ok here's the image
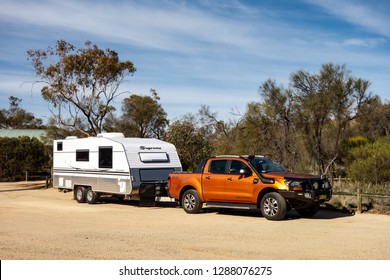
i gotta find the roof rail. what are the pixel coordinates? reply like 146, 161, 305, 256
242, 155, 265, 158
214, 155, 241, 158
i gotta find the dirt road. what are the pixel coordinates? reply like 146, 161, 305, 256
0, 182, 389, 260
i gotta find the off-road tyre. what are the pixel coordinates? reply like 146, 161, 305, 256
182, 189, 202, 214
260, 192, 287, 221
75, 186, 87, 203
86, 187, 99, 204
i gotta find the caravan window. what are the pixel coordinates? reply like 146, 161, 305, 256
99, 146, 113, 168
139, 152, 169, 163
57, 142, 63, 151
76, 149, 89, 162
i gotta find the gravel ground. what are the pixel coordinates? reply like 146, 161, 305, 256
0, 182, 389, 260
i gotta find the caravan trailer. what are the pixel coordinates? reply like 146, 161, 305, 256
52, 133, 182, 206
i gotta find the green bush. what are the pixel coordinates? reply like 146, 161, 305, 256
347, 136, 390, 184
0, 137, 50, 181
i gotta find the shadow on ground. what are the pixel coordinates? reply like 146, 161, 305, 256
202, 207, 355, 220
64, 194, 357, 220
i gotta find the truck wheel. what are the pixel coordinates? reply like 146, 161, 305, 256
297, 203, 320, 217
86, 188, 98, 204
75, 186, 87, 203
260, 192, 287, 221
182, 190, 202, 214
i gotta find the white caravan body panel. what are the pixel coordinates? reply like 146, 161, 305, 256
52, 133, 182, 199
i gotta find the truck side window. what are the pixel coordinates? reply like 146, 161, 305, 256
208, 160, 227, 174
229, 160, 249, 174
99, 146, 113, 168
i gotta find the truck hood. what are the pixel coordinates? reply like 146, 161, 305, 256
264, 172, 321, 180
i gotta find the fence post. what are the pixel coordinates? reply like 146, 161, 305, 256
357, 188, 362, 214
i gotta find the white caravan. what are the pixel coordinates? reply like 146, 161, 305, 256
52, 133, 182, 205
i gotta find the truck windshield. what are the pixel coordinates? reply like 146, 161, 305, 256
248, 158, 287, 173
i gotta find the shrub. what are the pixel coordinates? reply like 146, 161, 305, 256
347, 136, 390, 184
0, 137, 50, 181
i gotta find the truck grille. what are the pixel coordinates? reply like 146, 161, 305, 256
303, 180, 331, 191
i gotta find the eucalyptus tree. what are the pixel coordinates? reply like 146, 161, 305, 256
110, 90, 169, 139
356, 100, 390, 139
257, 79, 299, 169
165, 113, 215, 171
291, 63, 377, 175
27, 40, 136, 136
198, 105, 244, 155
0, 96, 43, 129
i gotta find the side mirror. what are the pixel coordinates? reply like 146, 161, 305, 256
239, 169, 251, 176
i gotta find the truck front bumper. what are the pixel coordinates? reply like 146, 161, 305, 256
278, 189, 332, 209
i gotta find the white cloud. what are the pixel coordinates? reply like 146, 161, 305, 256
0, 71, 36, 95
0, 0, 389, 122
0, 0, 260, 54
305, 0, 390, 37
342, 38, 385, 47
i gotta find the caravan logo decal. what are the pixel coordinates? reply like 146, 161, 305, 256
140, 146, 162, 150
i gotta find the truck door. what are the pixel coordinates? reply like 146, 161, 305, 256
202, 159, 227, 201
224, 160, 256, 203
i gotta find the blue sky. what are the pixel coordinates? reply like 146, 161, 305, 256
0, 0, 389, 122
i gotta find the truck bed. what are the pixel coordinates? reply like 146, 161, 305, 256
167, 172, 202, 200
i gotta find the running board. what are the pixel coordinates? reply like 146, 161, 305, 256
205, 202, 257, 210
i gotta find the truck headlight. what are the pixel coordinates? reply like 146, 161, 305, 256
323, 181, 330, 189
285, 180, 303, 191
304, 193, 312, 198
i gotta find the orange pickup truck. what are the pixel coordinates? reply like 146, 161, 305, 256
167, 155, 332, 220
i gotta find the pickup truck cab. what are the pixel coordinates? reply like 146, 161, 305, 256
167, 155, 332, 220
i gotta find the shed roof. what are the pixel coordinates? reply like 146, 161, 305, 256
0, 129, 47, 141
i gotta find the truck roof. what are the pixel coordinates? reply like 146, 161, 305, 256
213, 155, 265, 159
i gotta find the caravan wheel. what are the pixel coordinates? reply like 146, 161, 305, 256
75, 186, 87, 203
86, 188, 98, 204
